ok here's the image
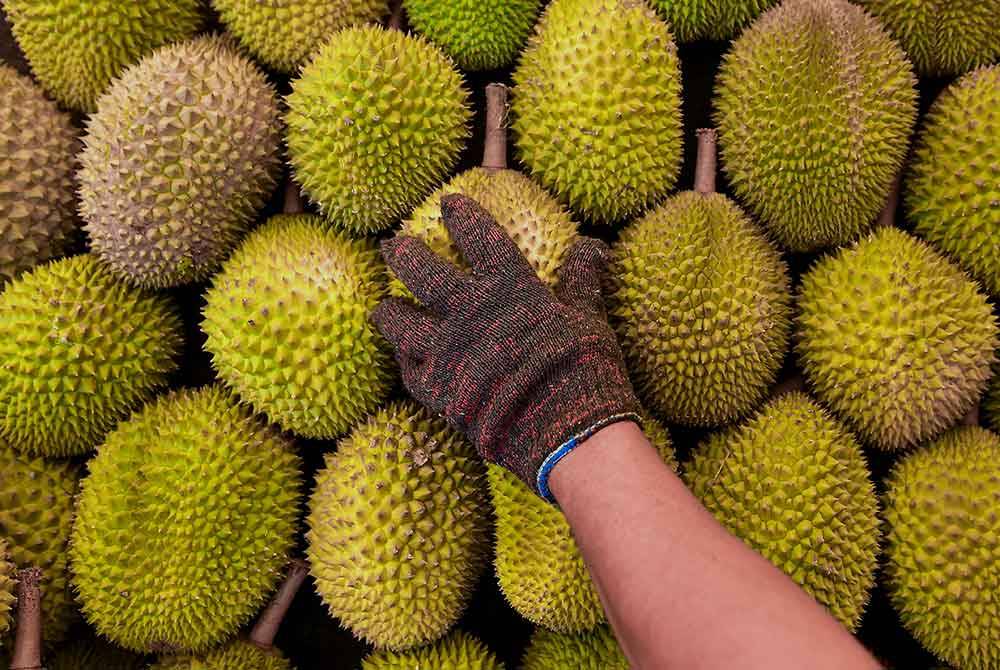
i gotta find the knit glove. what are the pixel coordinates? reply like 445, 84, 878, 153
372, 194, 640, 501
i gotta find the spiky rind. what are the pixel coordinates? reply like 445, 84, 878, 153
649, 0, 777, 41
521, 627, 627, 670
49, 636, 147, 670
906, 65, 1000, 297
403, 0, 542, 70
0, 65, 78, 285
715, 0, 917, 252
0, 446, 80, 645
611, 191, 791, 427
0, 255, 182, 457
362, 632, 503, 670
212, 0, 389, 73
797, 227, 998, 451
203, 214, 392, 439
78, 36, 283, 289
512, 0, 683, 224
70, 387, 303, 653
986, 371, 1000, 434
684, 393, 881, 629
2, 0, 203, 111
286, 26, 471, 234
150, 640, 291, 670
307, 402, 489, 650
0, 540, 14, 642
884, 426, 1000, 669
857, 0, 1000, 78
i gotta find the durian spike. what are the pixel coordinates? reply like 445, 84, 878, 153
772, 374, 806, 398
387, 0, 404, 31
694, 128, 717, 195
482, 84, 509, 172
961, 404, 980, 426
249, 559, 308, 651
10, 568, 42, 670
284, 179, 305, 215
876, 170, 903, 228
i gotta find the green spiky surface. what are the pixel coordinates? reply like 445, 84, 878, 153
0, 445, 80, 645
307, 401, 489, 651
521, 627, 627, 670
512, 0, 683, 224
884, 426, 1000, 669
684, 393, 880, 629
611, 190, 791, 427
649, 0, 777, 41
286, 26, 471, 234
857, 0, 1000, 78
212, 0, 388, 73
0, 255, 182, 457
70, 387, 302, 654
49, 636, 147, 670
985, 371, 1000, 435
203, 214, 392, 439
489, 415, 675, 632
0, 540, 13, 642
2, 0, 203, 112
0, 65, 78, 286
715, 0, 917, 253
362, 632, 503, 670
151, 640, 291, 670
78, 36, 283, 289
798, 227, 998, 451
403, 0, 542, 70
906, 65, 1000, 297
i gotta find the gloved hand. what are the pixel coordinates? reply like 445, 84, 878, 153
372, 194, 641, 500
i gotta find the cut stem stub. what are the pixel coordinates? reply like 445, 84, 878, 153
483, 84, 509, 172
249, 559, 309, 651
694, 128, 718, 195
10, 568, 42, 670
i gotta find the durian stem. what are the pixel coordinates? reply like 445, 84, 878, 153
772, 374, 806, 398
876, 170, 902, 228
694, 128, 717, 195
387, 0, 404, 31
10, 569, 42, 670
482, 84, 509, 172
284, 179, 305, 215
962, 404, 980, 427
249, 559, 308, 650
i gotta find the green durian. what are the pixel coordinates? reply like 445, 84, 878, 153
286, 26, 471, 234
212, 0, 389, 73
0, 540, 14, 643
0, 445, 80, 645
884, 426, 1000, 669
0, 65, 78, 286
78, 36, 283, 289
649, 0, 777, 41
307, 401, 490, 650
906, 65, 1000, 296
0, 255, 182, 457
715, 0, 917, 252
684, 393, 881, 629
2, 0, 202, 112
521, 627, 627, 670
856, 0, 1000, 78
48, 635, 147, 670
203, 214, 392, 439
70, 387, 303, 654
512, 0, 683, 224
403, 0, 542, 70
489, 415, 675, 632
362, 632, 503, 670
150, 641, 291, 670
797, 227, 998, 451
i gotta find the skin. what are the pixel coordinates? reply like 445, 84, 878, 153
550, 421, 881, 670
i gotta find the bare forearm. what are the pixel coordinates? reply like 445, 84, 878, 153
550, 421, 880, 670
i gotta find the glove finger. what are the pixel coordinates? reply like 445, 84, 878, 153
381, 235, 464, 313
371, 297, 439, 360
554, 236, 612, 318
440, 193, 533, 277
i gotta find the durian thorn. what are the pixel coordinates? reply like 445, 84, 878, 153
10, 568, 43, 670
961, 404, 980, 427
387, 0, 405, 31
694, 128, 718, 195
772, 374, 806, 398
249, 558, 309, 650
483, 84, 509, 172
876, 169, 903, 228
284, 179, 305, 215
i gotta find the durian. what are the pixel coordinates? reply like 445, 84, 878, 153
985, 369, 1000, 434
286, 26, 471, 234
0, 255, 182, 457
884, 426, 1000, 669
2, 0, 203, 111
202, 213, 392, 439
906, 65, 1000, 297
70, 387, 303, 654
0, 540, 13, 642
48, 636, 147, 670
307, 401, 490, 650
512, 0, 683, 224
683, 393, 881, 629
403, 0, 542, 71
521, 627, 628, 670
362, 632, 504, 670
714, 0, 917, 252
611, 129, 791, 427
0, 65, 78, 286
797, 227, 998, 451
78, 36, 283, 289
649, 0, 777, 42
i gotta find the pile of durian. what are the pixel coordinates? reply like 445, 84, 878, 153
0, 0, 998, 668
